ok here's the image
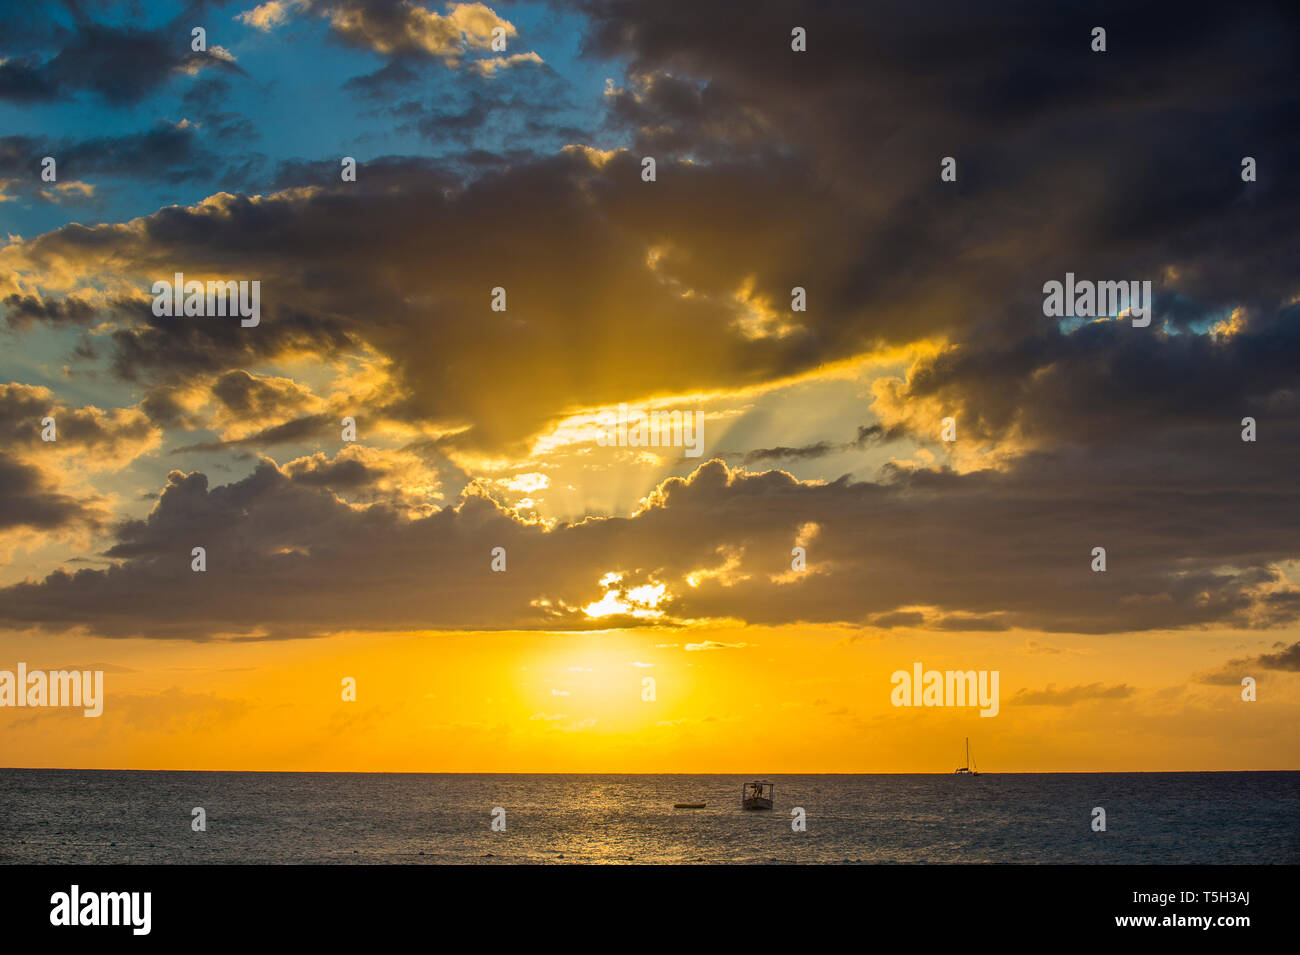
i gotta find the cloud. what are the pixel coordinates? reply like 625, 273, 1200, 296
323, 0, 515, 57
1197, 641, 1300, 684
0, 383, 160, 467
1020, 640, 1085, 656
932, 613, 1009, 632
2, 293, 97, 330
282, 445, 444, 509
471, 51, 543, 77
5, 7, 1296, 465
1011, 683, 1135, 706
1257, 641, 1300, 671
3, 455, 1298, 640
1, 157, 867, 451
866, 611, 926, 630
0, 455, 104, 533
2, 0, 1298, 649
237, 1, 299, 32
207, 370, 323, 436
0, 122, 241, 190
0, 24, 244, 105
740, 441, 835, 465
240, 0, 525, 66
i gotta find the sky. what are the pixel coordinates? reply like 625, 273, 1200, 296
0, 0, 1297, 772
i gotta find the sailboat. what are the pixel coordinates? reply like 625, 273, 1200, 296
953, 737, 981, 776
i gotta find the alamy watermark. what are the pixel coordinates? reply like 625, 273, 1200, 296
890, 662, 999, 717
596, 403, 703, 457
151, 272, 260, 327
50, 886, 150, 935
1043, 273, 1151, 327
0, 663, 103, 716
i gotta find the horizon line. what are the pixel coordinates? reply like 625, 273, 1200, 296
3, 767, 1297, 776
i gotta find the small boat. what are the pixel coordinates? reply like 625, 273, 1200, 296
741, 780, 774, 810
673, 803, 706, 809
954, 737, 981, 776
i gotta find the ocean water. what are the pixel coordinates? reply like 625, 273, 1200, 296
0, 770, 1295, 864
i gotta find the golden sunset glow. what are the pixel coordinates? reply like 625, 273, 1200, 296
2, 0, 1298, 783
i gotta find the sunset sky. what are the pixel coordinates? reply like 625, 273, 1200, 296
1, 0, 1297, 772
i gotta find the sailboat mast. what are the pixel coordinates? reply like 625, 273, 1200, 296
965, 737, 969, 770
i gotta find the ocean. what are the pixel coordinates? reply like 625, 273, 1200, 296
1, 770, 1295, 864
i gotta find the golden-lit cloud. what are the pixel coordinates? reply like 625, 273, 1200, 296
3, 0, 1299, 777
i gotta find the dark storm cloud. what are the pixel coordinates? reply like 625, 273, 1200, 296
283, 453, 387, 488
1198, 640, 1300, 684
172, 414, 335, 452
0, 123, 224, 185
602, 70, 771, 161
1258, 642, 1300, 671
933, 614, 1009, 632
140, 381, 196, 428
737, 423, 904, 464
2, 456, 1297, 640
866, 611, 926, 630
0, 23, 244, 105
211, 370, 304, 416
349, 52, 588, 153
98, 294, 359, 383
6, 151, 869, 450
0, 455, 101, 532
159, 371, 334, 452
9, 0, 1294, 458
0, 383, 157, 456
342, 59, 423, 98
179, 76, 260, 142
405, 82, 575, 147
740, 441, 835, 464
2, 293, 97, 330
567, 0, 1300, 429
264, 154, 456, 191
0, 57, 59, 102
3, 0, 1299, 642
892, 303, 1300, 448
